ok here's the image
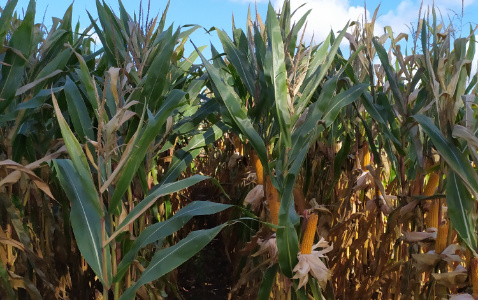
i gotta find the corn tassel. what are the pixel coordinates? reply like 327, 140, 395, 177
472, 257, 478, 298
362, 142, 370, 169
266, 176, 280, 226
300, 213, 319, 254
424, 173, 439, 197
252, 151, 263, 185
426, 201, 439, 229
435, 223, 448, 254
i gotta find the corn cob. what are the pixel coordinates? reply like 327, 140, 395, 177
472, 257, 478, 298
300, 213, 319, 254
362, 142, 370, 169
424, 173, 440, 229
266, 176, 280, 226
252, 151, 263, 185
426, 201, 440, 229
424, 173, 439, 197
435, 223, 448, 254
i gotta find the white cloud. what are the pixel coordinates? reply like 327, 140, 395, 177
269, 0, 471, 46
272, 0, 369, 44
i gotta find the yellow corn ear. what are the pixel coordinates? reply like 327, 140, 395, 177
362, 142, 370, 169
426, 201, 439, 229
218, 139, 224, 151
435, 223, 448, 254
233, 135, 242, 155
252, 151, 263, 185
266, 176, 280, 226
300, 214, 319, 254
424, 173, 439, 197
472, 257, 478, 298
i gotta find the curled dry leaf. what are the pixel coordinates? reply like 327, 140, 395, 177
402, 227, 437, 243
449, 294, 474, 300
354, 170, 373, 191
243, 185, 264, 211
366, 195, 392, 215
108, 67, 121, 104
0, 151, 67, 199
431, 265, 467, 288
308, 199, 333, 238
252, 234, 277, 261
400, 200, 419, 215
412, 252, 441, 272
411, 243, 464, 273
440, 244, 464, 265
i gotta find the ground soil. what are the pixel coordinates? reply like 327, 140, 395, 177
177, 237, 232, 299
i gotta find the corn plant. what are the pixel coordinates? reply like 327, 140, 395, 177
196, 1, 368, 298
0, 0, 102, 297
0, 0, 232, 298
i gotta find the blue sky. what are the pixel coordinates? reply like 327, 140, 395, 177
11, 0, 478, 57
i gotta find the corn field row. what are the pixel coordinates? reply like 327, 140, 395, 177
1, 0, 478, 299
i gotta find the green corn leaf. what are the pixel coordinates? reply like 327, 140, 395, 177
217, 29, 256, 100
360, 92, 386, 125
15, 87, 63, 110
0, 0, 35, 113
158, 0, 170, 32
182, 122, 229, 152
279, 0, 291, 39
413, 115, 478, 195
53, 159, 110, 286
446, 170, 478, 254
287, 9, 311, 56
141, 27, 179, 111
109, 175, 210, 242
109, 90, 186, 214
87, 10, 115, 64
177, 45, 207, 76
253, 24, 266, 72
258, 264, 279, 300
277, 144, 308, 278
32, 5, 73, 78
114, 201, 232, 282
162, 148, 202, 184
194, 42, 269, 178
32, 48, 72, 95
95, 0, 127, 64
322, 85, 368, 127
172, 98, 219, 135
298, 22, 348, 110
373, 37, 406, 115
265, 3, 291, 148
119, 224, 228, 300
0, 0, 18, 46
117, 0, 130, 34
64, 77, 94, 143
160, 122, 229, 185
52, 91, 102, 215
71, 49, 99, 113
